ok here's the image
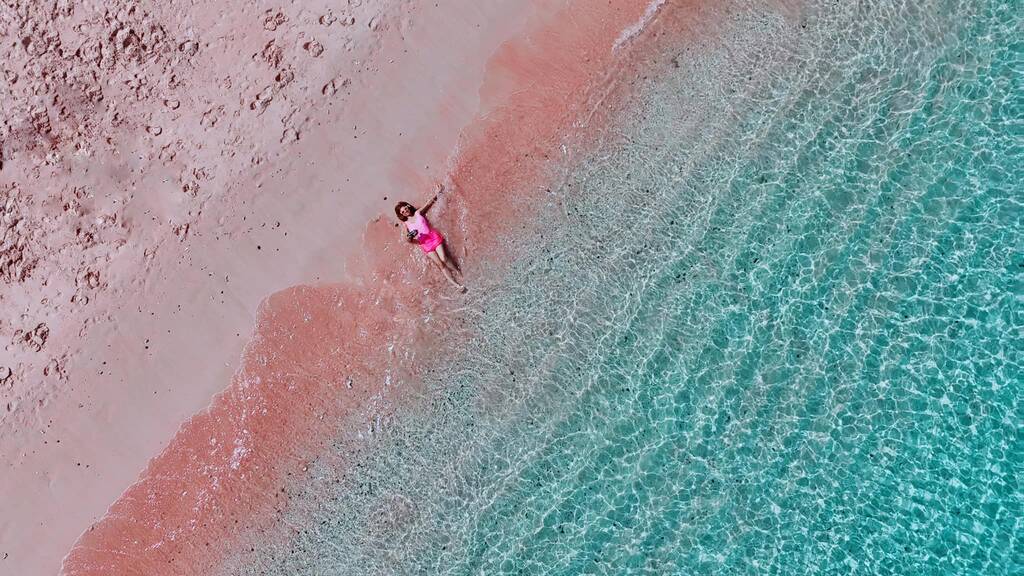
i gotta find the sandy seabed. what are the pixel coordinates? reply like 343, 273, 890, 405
0, 0, 688, 573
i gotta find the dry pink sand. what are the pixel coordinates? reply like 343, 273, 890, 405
0, 0, 700, 573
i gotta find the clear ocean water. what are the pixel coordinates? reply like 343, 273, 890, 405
232, 1, 1020, 573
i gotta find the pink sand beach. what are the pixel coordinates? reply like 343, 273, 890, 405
0, 1, 708, 573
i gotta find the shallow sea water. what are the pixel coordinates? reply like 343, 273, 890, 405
232, 1, 1021, 574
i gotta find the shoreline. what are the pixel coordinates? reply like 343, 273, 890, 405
59, 0, 678, 573
1, 1, 538, 573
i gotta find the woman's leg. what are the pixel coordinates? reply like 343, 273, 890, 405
427, 250, 465, 289
435, 243, 462, 274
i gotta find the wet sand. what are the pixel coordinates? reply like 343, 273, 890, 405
2, 1, 533, 573
65, 0, 676, 572
0, 0, 690, 573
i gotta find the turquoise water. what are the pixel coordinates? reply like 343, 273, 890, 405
231, 1, 1021, 574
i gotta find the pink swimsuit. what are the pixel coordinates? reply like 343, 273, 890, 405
406, 212, 444, 254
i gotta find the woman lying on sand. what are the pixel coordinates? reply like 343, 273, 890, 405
396, 184, 466, 292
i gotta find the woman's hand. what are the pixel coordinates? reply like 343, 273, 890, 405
421, 181, 447, 214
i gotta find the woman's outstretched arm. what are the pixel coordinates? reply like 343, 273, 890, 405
419, 183, 444, 214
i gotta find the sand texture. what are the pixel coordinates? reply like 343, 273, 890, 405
0, 0, 549, 573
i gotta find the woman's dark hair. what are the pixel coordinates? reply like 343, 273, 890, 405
395, 202, 417, 221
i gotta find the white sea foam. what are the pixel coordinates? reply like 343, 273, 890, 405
229, 439, 249, 470
612, 0, 667, 52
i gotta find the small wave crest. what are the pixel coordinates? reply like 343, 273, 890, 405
612, 0, 667, 52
